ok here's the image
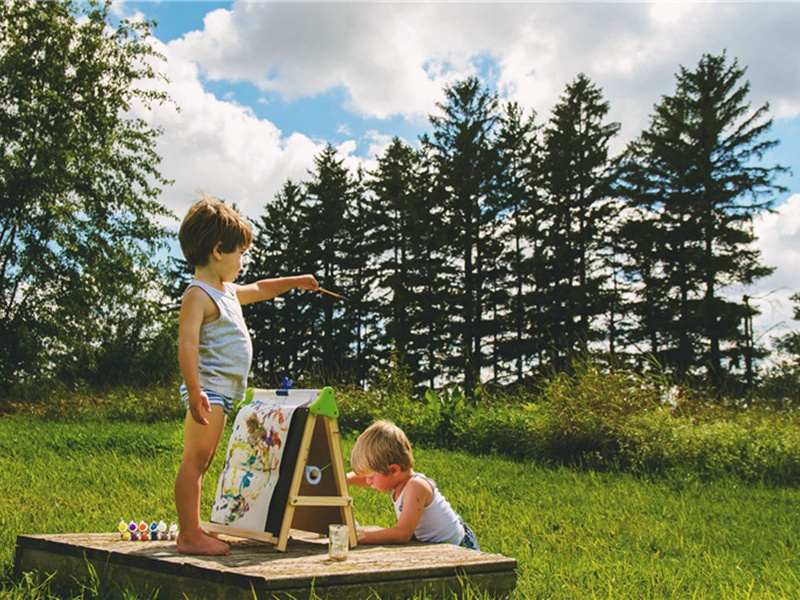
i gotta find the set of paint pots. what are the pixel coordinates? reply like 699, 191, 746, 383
117, 520, 178, 541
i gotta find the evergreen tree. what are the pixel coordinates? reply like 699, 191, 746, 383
367, 137, 451, 389
493, 101, 542, 383
617, 52, 786, 386
425, 77, 501, 393
338, 166, 381, 386
246, 181, 317, 384
368, 139, 424, 376
538, 74, 621, 369
302, 144, 359, 378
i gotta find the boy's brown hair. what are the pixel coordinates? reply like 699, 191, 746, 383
179, 193, 253, 267
350, 420, 414, 475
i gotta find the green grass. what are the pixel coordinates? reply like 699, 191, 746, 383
2, 415, 800, 598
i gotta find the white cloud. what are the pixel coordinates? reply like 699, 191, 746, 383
170, 3, 557, 120
744, 194, 800, 342
130, 36, 324, 222
170, 3, 452, 119
364, 130, 395, 161
170, 2, 800, 143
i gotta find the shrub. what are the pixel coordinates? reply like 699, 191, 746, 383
0, 382, 184, 422
537, 364, 661, 465
453, 404, 547, 461
9, 359, 800, 487
337, 388, 385, 436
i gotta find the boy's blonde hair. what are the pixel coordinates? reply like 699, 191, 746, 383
350, 420, 414, 475
179, 193, 253, 267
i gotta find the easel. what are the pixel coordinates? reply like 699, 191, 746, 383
202, 387, 357, 552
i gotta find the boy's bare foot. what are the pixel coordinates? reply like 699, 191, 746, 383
176, 530, 231, 556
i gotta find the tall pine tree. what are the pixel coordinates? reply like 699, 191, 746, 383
246, 180, 318, 384
617, 52, 786, 387
367, 138, 450, 387
303, 144, 360, 378
538, 74, 621, 369
493, 101, 542, 383
426, 77, 501, 393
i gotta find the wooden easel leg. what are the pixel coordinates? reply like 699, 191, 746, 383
276, 412, 318, 551
324, 417, 358, 548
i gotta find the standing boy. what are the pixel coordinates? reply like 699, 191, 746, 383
175, 194, 318, 555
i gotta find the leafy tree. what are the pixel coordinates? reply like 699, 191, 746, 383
750, 293, 800, 410
775, 293, 800, 361
0, 0, 172, 385
617, 52, 786, 387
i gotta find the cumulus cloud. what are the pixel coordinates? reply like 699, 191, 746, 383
169, 2, 800, 142
129, 35, 326, 222
746, 194, 800, 341
494, 3, 800, 150
170, 3, 460, 119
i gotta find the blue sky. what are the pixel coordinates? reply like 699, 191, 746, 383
116, 1, 800, 344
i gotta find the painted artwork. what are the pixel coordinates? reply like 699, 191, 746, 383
210, 392, 311, 531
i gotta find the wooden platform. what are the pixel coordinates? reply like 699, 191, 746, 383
14, 533, 517, 599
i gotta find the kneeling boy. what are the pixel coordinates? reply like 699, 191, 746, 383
347, 420, 479, 550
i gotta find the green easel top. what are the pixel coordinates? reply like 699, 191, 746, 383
236, 386, 338, 418
309, 387, 338, 419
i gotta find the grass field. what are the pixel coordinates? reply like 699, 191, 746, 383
2, 415, 800, 599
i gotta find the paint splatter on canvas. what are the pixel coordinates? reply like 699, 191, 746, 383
210, 394, 305, 530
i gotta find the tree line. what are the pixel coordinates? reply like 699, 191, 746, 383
0, 0, 789, 397
222, 54, 786, 395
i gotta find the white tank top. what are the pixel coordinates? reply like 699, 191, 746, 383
393, 473, 464, 545
184, 280, 252, 400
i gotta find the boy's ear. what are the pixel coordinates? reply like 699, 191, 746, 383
211, 242, 223, 260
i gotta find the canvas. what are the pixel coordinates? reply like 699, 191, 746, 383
210, 391, 315, 531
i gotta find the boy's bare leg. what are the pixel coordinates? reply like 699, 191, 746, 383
175, 406, 230, 555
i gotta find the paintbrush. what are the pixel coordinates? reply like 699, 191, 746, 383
319, 287, 346, 300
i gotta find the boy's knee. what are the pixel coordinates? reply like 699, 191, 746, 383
183, 445, 217, 472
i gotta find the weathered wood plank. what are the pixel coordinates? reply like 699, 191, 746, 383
15, 533, 516, 599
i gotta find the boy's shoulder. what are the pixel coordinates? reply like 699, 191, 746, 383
182, 282, 208, 300
182, 280, 231, 298
181, 283, 218, 312
405, 473, 435, 501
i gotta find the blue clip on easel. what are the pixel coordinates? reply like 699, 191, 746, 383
276, 377, 293, 396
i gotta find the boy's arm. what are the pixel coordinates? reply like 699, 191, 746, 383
359, 477, 433, 545
178, 287, 213, 425
347, 472, 368, 487
235, 275, 318, 305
